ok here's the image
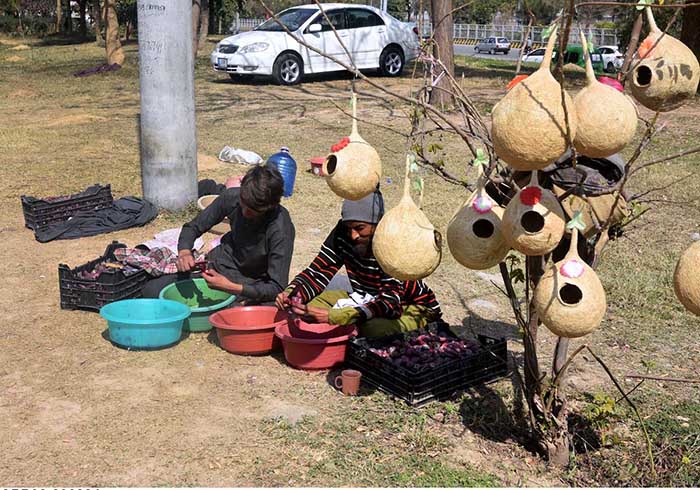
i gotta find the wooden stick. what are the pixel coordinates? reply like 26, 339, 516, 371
625, 374, 700, 384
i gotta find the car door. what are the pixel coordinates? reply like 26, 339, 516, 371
300, 9, 349, 73
345, 7, 387, 68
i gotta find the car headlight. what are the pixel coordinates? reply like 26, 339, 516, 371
238, 42, 269, 54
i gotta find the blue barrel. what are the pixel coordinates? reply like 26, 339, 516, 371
266, 147, 297, 198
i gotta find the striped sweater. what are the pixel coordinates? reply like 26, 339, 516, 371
289, 221, 442, 321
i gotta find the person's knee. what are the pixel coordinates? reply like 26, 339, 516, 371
141, 279, 163, 298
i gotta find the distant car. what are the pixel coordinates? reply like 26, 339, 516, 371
211, 3, 421, 85
598, 45, 625, 73
475, 37, 510, 55
521, 44, 605, 74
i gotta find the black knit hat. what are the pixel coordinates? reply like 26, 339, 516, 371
341, 189, 385, 224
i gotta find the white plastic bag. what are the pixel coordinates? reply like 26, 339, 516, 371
218, 146, 263, 165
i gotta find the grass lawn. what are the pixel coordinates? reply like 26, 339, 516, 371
0, 34, 699, 486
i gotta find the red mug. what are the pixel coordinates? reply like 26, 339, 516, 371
334, 369, 362, 396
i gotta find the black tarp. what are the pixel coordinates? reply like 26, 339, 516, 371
34, 196, 158, 243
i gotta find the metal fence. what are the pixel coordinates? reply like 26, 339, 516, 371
234, 18, 620, 46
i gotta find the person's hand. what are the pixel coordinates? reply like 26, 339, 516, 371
202, 268, 242, 294
176, 250, 196, 272
275, 290, 290, 310
225, 176, 243, 188
290, 303, 330, 324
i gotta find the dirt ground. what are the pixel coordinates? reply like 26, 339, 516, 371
1, 37, 699, 487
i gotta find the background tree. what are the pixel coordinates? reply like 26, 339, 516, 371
103, 0, 124, 64
681, 1, 700, 91
429, 0, 454, 107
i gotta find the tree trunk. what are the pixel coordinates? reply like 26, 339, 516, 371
681, 0, 700, 92
56, 0, 62, 33
94, 0, 104, 46
429, 0, 454, 108
192, 0, 202, 57
199, 0, 210, 50
620, 13, 643, 84
104, 0, 125, 65
79, 0, 87, 38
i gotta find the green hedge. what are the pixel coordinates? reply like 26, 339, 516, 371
0, 15, 52, 36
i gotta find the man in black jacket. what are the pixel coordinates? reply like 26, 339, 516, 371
142, 165, 295, 304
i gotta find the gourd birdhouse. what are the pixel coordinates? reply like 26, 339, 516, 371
323, 93, 382, 200
574, 32, 638, 158
502, 172, 566, 256
630, 7, 700, 112
673, 240, 700, 316
447, 167, 510, 270
491, 26, 578, 171
533, 228, 607, 338
372, 156, 441, 280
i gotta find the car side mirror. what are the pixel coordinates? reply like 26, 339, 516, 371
308, 23, 322, 33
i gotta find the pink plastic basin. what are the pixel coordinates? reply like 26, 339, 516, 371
275, 317, 357, 370
209, 306, 287, 355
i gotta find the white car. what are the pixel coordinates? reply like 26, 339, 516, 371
598, 45, 625, 73
211, 3, 421, 85
520, 48, 549, 64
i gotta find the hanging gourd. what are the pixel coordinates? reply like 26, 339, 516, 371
323, 92, 382, 200
447, 162, 510, 270
573, 32, 638, 158
491, 26, 578, 171
372, 155, 441, 280
630, 7, 700, 112
533, 225, 607, 338
502, 171, 566, 256
673, 240, 700, 316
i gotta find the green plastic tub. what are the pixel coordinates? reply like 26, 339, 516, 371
159, 278, 235, 332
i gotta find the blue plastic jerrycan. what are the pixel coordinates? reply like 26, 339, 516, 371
266, 147, 297, 198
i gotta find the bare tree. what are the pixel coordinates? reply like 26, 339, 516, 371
192, 0, 202, 57
104, 0, 124, 65
199, 0, 210, 51
55, 0, 62, 33
429, 0, 455, 107
681, 0, 700, 91
255, 0, 700, 471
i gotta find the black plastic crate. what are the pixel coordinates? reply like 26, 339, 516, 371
58, 241, 148, 312
22, 184, 113, 230
345, 322, 508, 406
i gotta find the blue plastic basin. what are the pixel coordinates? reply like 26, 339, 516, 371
100, 298, 191, 349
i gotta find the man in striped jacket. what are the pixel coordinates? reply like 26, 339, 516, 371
275, 190, 441, 337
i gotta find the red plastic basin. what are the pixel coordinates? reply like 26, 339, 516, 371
275, 317, 357, 370
209, 306, 287, 355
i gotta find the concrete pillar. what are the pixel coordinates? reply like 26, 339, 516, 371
137, 0, 197, 211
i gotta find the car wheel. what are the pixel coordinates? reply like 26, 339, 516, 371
272, 53, 303, 85
489, 49, 494, 55
379, 46, 404, 77
606, 61, 615, 73
475, 47, 479, 53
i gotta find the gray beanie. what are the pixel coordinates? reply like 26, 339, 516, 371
341, 190, 385, 224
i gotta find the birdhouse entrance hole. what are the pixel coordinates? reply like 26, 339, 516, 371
473, 219, 495, 239
635, 66, 652, 87
521, 211, 545, 233
325, 155, 338, 175
559, 283, 583, 305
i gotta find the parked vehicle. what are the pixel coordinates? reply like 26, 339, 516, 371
475, 37, 511, 54
211, 3, 420, 85
520, 44, 605, 74
598, 45, 625, 73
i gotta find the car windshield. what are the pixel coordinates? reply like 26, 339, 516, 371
255, 8, 316, 32
498, 38, 508, 42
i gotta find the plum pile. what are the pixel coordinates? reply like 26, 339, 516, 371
368, 332, 481, 372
